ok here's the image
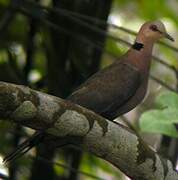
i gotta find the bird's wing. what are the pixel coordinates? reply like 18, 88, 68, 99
68, 62, 141, 119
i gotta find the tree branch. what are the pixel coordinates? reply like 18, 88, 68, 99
0, 81, 177, 180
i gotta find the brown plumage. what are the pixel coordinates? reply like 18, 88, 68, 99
3, 20, 174, 163
68, 61, 141, 119
68, 21, 174, 119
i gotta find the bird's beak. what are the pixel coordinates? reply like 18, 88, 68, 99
164, 32, 174, 41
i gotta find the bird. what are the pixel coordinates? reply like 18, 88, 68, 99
3, 20, 174, 163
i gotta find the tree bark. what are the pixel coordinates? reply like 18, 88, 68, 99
0, 81, 177, 180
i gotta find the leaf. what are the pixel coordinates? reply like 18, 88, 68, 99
155, 91, 178, 108
139, 109, 178, 137
139, 91, 178, 138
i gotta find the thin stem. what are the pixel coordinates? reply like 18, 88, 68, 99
150, 75, 177, 92
18, 1, 178, 76
21, 0, 178, 52
16, 7, 178, 94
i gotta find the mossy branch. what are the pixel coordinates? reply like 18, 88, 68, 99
0, 81, 177, 180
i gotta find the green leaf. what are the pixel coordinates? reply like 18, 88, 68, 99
155, 91, 178, 108
139, 91, 178, 137
139, 108, 178, 137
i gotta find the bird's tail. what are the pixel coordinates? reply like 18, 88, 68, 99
3, 131, 44, 163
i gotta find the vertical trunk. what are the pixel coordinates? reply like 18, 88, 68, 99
30, 0, 112, 179
30, 144, 56, 180
62, 1, 112, 180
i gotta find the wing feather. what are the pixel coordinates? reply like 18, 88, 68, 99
68, 62, 141, 119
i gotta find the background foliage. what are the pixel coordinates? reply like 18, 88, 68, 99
0, 0, 178, 180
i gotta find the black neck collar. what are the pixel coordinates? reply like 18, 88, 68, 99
132, 42, 144, 51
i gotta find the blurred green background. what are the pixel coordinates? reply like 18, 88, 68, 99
0, 0, 178, 180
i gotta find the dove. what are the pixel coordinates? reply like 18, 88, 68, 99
3, 20, 174, 163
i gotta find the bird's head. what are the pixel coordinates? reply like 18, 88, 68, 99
137, 20, 174, 42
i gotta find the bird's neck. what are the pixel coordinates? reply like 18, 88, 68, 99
125, 38, 154, 75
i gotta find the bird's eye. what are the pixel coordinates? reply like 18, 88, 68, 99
149, 25, 158, 31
